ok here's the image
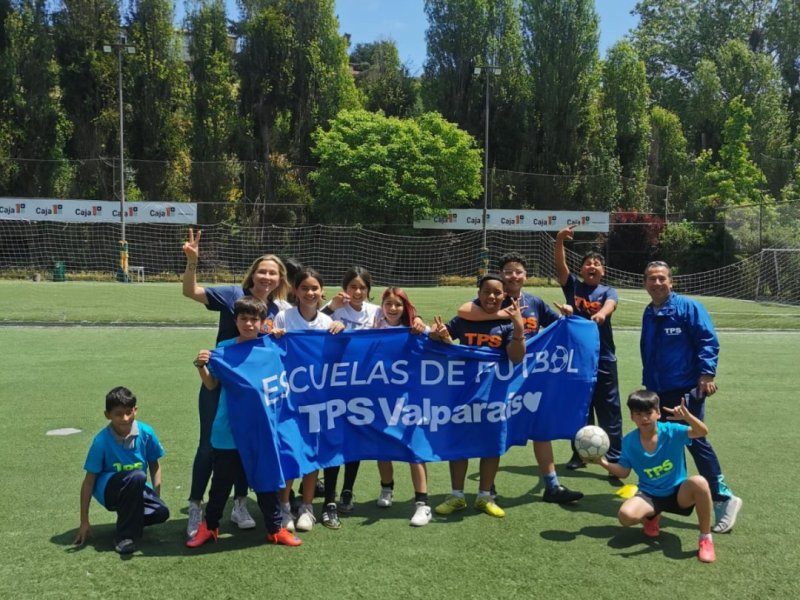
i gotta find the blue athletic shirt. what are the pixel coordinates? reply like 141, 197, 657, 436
619, 421, 690, 497
204, 286, 289, 344
445, 316, 515, 349
83, 421, 165, 506
468, 291, 558, 339
208, 338, 238, 449
562, 273, 617, 360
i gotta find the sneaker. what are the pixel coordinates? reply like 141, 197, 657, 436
185, 521, 219, 548
376, 487, 394, 508
434, 495, 467, 515
322, 503, 341, 530
474, 495, 506, 518
114, 538, 136, 554
338, 490, 355, 513
266, 527, 302, 547
187, 500, 203, 539
643, 514, 661, 538
295, 504, 316, 532
231, 497, 256, 529
566, 454, 587, 470
542, 485, 584, 504
712, 495, 742, 534
410, 502, 432, 527
280, 505, 295, 533
698, 537, 716, 563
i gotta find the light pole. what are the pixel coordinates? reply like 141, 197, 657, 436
474, 56, 501, 277
103, 33, 135, 282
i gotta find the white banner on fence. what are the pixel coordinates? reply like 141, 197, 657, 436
414, 209, 609, 232
0, 198, 197, 224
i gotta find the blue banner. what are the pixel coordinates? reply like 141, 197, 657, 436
209, 318, 599, 492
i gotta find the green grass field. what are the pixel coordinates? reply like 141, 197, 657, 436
1, 281, 798, 599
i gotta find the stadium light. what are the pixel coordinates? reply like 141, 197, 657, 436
103, 33, 135, 282
474, 57, 501, 277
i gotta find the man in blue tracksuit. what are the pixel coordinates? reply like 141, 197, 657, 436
641, 261, 742, 534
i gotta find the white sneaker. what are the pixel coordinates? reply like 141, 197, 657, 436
712, 495, 743, 533
376, 487, 394, 508
231, 497, 256, 529
295, 504, 316, 532
187, 500, 203, 538
410, 502, 432, 527
280, 505, 296, 533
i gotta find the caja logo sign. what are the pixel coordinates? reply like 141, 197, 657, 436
0, 203, 26, 215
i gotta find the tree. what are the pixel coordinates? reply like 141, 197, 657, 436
422, 0, 530, 173
601, 41, 651, 210
521, 0, 600, 188
350, 40, 417, 118
53, 0, 121, 199
310, 109, 482, 226
126, 0, 191, 202
0, 1, 72, 197
186, 0, 241, 222
766, 0, 800, 138
649, 105, 690, 212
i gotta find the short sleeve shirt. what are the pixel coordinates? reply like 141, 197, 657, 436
562, 273, 618, 360
619, 421, 690, 497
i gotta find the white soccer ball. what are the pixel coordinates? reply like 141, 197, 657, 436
574, 425, 610, 461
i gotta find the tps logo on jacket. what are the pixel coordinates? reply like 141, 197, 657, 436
664, 327, 682, 335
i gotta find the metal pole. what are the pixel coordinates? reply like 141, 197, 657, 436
118, 44, 126, 243
482, 59, 489, 251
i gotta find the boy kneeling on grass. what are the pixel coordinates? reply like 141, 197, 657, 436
75, 387, 169, 555
187, 296, 301, 548
589, 390, 717, 563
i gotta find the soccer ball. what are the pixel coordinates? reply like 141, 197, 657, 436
574, 425, 610, 461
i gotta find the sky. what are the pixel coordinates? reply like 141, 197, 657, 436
184, 1, 640, 76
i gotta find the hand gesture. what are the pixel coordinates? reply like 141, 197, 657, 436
554, 302, 573, 317
430, 316, 452, 343
663, 397, 690, 421
182, 228, 201, 261
506, 297, 526, 329
556, 224, 576, 242
74, 522, 90, 546
329, 291, 350, 311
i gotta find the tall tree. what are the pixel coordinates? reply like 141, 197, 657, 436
186, 0, 241, 222
0, 1, 72, 196
521, 0, 600, 200
649, 105, 690, 212
52, 0, 120, 200
350, 40, 417, 117
766, 0, 800, 138
126, 0, 191, 201
601, 41, 651, 210
422, 0, 530, 173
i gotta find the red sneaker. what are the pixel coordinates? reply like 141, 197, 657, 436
698, 538, 716, 563
643, 514, 661, 538
185, 521, 218, 548
266, 527, 302, 547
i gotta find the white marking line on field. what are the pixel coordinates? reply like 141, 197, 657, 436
46, 428, 81, 436
618, 296, 800, 316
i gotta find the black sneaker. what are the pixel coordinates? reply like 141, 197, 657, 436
322, 503, 341, 529
114, 538, 136, 554
338, 490, 354, 513
543, 485, 584, 504
566, 454, 587, 470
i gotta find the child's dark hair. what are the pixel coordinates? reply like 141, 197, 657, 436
284, 257, 304, 284
581, 251, 605, 267
342, 266, 372, 295
627, 389, 660, 412
497, 252, 527, 271
294, 267, 324, 289
106, 386, 137, 412
477, 273, 505, 289
381, 287, 417, 326
233, 296, 268, 319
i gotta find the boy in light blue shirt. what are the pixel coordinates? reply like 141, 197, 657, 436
74, 387, 169, 555
591, 390, 717, 563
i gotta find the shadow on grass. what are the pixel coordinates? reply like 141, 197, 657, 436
539, 524, 698, 561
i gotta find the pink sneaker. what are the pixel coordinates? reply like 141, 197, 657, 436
698, 538, 716, 563
643, 514, 661, 538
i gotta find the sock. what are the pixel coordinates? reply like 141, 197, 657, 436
543, 471, 559, 490
281, 502, 291, 512
699, 533, 713, 542
451, 489, 464, 498
380, 480, 395, 490
414, 491, 428, 504
477, 490, 492, 498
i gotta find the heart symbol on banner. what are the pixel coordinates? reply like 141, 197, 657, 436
522, 391, 542, 413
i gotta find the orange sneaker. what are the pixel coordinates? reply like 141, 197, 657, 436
698, 537, 716, 563
266, 527, 302, 547
185, 521, 218, 548
643, 514, 661, 538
